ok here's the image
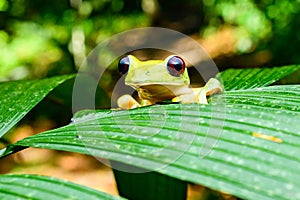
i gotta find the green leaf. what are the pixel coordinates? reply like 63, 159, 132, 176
0, 75, 75, 138
217, 65, 300, 90
1, 85, 300, 200
0, 174, 122, 200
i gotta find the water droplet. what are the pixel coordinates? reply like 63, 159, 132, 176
225, 156, 233, 162
237, 159, 245, 165
77, 135, 82, 139
285, 183, 294, 190
239, 118, 245, 122
266, 190, 275, 196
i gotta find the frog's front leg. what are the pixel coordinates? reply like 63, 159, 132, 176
172, 78, 223, 104
117, 94, 141, 109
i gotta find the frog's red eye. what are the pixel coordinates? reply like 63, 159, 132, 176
118, 56, 130, 75
166, 56, 185, 77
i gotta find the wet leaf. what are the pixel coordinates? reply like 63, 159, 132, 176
0, 75, 75, 138
2, 85, 300, 200
0, 174, 123, 200
217, 65, 300, 90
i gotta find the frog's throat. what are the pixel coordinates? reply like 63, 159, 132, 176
130, 84, 192, 103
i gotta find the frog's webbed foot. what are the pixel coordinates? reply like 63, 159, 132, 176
172, 78, 223, 104
117, 95, 141, 109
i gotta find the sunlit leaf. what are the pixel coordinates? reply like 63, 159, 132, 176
217, 65, 300, 90
0, 174, 122, 200
2, 85, 300, 200
0, 75, 75, 138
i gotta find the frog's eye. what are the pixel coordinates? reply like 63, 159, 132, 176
118, 56, 130, 75
166, 56, 185, 77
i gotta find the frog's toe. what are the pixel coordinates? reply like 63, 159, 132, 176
205, 78, 224, 95
172, 96, 181, 103
197, 78, 224, 104
172, 93, 197, 104
117, 95, 141, 109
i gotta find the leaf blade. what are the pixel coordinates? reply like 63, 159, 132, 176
1, 85, 300, 199
217, 65, 300, 90
0, 174, 122, 200
0, 75, 75, 138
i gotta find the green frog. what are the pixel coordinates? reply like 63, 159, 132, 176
117, 55, 223, 109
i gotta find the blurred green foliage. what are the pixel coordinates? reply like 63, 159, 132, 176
0, 0, 299, 81
0, 0, 148, 80
202, 0, 300, 61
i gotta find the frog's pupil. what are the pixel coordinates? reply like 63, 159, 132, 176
167, 56, 185, 77
174, 63, 182, 71
118, 56, 130, 75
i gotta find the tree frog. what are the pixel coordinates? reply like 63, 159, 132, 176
117, 55, 223, 109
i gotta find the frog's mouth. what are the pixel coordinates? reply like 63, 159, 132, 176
130, 83, 192, 102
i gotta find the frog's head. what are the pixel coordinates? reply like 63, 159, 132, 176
118, 55, 190, 87
118, 55, 190, 102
